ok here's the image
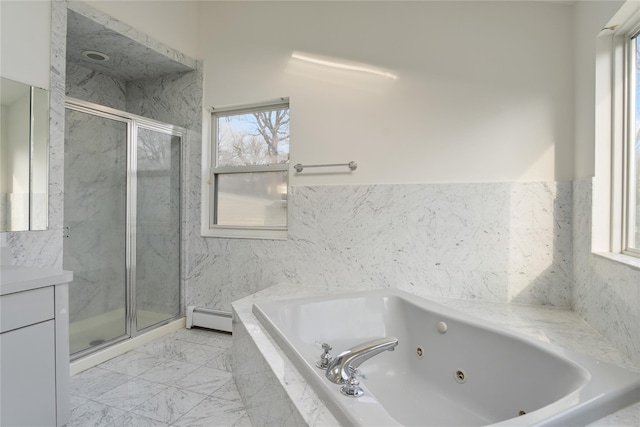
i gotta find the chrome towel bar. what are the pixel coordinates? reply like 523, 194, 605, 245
293, 161, 357, 173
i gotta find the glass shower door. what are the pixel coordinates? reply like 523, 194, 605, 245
64, 109, 129, 355
134, 126, 181, 331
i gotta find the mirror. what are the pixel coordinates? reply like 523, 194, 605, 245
0, 77, 49, 231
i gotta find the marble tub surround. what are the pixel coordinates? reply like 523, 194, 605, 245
232, 284, 639, 427
190, 181, 572, 312
572, 178, 640, 368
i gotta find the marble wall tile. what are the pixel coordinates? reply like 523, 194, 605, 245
60, 3, 201, 326
66, 1, 196, 74
66, 62, 127, 110
66, 9, 192, 82
188, 181, 573, 312
572, 177, 640, 366
126, 65, 203, 319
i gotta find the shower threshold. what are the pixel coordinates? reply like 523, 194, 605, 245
70, 316, 185, 375
70, 308, 179, 355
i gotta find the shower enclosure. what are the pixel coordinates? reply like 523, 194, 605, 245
64, 99, 184, 358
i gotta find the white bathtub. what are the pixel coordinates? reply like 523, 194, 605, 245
252, 289, 640, 426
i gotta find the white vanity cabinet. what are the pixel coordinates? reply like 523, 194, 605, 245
0, 266, 72, 427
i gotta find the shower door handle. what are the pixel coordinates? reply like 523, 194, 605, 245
63, 226, 70, 238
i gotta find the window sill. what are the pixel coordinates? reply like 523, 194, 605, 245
593, 252, 640, 271
201, 227, 288, 240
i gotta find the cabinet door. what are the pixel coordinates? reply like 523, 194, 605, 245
1, 320, 56, 426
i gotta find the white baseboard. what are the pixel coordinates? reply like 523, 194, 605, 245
186, 306, 232, 332
70, 317, 186, 376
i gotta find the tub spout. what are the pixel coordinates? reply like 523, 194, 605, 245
326, 337, 399, 384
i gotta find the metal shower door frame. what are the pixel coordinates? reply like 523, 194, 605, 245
65, 97, 186, 359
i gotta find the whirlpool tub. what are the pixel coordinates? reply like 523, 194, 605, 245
243, 288, 640, 426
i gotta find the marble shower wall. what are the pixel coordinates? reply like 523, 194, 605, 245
61, 2, 201, 323
64, 67, 197, 321
186, 181, 573, 311
64, 60, 129, 324
66, 62, 127, 110
126, 68, 203, 318
572, 179, 640, 366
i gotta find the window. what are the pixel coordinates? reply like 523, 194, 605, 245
202, 99, 290, 239
626, 34, 640, 256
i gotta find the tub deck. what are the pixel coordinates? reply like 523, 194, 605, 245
232, 284, 640, 426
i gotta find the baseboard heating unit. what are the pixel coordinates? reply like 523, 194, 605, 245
185, 306, 232, 333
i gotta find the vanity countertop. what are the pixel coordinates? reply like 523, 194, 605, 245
0, 265, 73, 296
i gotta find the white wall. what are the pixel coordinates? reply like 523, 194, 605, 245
0, 0, 51, 89
573, 0, 625, 179
82, 0, 199, 59
199, 1, 575, 186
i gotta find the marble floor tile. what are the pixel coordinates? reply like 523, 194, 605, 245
232, 413, 254, 427
137, 357, 201, 385
205, 348, 234, 372
70, 367, 131, 399
67, 328, 251, 427
70, 395, 90, 410
98, 350, 166, 377
113, 411, 171, 427
137, 337, 218, 366
211, 377, 243, 402
172, 396, 247, 427
131, 386, 207, 424
67, 400, 127, 427
94, 377, 168, 411
173, 365, 232, 395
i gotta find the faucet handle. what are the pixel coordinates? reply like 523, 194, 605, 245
316, 343, 333, 369
340, 366, 364, 397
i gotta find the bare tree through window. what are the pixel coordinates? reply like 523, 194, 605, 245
212, 102, 290, 230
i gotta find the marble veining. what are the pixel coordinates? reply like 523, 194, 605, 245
125, 63, 203, 320
2, 3, 637, 410
66, 8, 192, 82
187, 181, 573, 313
67, 1, 196, 73
232, 284, 639, 427
67, 328, 249, 427
61, 2, 200, 331
66, 62, 127, 110
572, 178, 640, 367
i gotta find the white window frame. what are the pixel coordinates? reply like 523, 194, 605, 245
623, 29, 640, 257
201, 98, 290, 240
594, 8, 640, 267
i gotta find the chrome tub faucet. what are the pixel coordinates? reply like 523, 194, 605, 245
325, 337, 399, 391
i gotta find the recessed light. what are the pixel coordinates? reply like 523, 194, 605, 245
82, 50, 109, 62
